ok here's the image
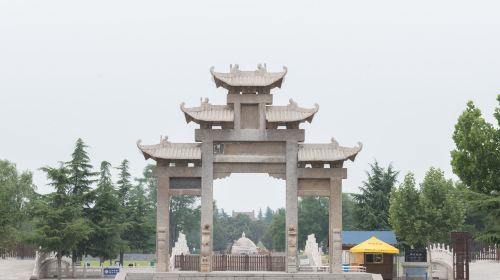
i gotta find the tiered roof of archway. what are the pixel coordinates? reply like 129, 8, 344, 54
211, 64, 287, 93
138, 64, 362, 164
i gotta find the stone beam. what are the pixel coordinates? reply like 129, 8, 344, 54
297, 168, 347, 179
214, 155, 286, 163
195, 129, 305, 142
213, 163, 285, 174
298, 178, 330, 197
227, 93, 273, 104
155, 166, 202, 178
169, 189, 201, 196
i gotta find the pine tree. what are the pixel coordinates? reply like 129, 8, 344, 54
88, 161, 124, 265
125, 184, 155, 252
34, 165, 91, 280
65, 138, 97, 266
66, 139, 97, 206
116, 159, 132, 265
353, 161, 399, 230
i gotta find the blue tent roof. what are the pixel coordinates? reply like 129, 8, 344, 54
342, 231, 397, 245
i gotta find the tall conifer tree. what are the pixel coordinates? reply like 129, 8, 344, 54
34, 165, 91, 280
353, 161, 399, 230
89, 161, 124, 265
65, 138, 97, 265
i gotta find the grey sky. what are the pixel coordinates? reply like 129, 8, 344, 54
1, 0, 498, 213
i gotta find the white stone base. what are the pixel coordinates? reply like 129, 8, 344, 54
125, 271, 374, 280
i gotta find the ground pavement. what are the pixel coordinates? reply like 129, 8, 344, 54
470, 261, 500, 280
0, 259, 34, 280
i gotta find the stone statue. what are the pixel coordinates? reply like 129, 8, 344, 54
304, 234, 322, 267
169, 232, 190, 271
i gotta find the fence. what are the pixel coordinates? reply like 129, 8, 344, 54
174, 254, 286, 272
469, 241, 499, 262
0, 243, 36, 259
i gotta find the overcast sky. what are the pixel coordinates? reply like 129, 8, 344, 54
1, 0, 498, 213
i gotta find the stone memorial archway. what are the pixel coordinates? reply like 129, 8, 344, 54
137, 64, 362, 273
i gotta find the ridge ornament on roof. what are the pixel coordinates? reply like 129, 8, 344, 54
210, 64, 287, 94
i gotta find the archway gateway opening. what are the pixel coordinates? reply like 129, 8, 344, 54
137, 64, 362, 273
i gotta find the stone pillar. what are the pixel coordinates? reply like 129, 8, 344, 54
233, 102, 241, 129
329, 178, 343, 273
200, 140, 214, 272
156, 174, 170, 272
258, 103, 266, 130
285, 141, 298, 273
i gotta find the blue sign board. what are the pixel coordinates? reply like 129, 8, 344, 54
103, 267, 120, 277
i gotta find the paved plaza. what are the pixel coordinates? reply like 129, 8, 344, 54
470, 262, 500, 280
0, 259, 34, 280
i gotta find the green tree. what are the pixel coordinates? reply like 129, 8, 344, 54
0, 160, 37, 256
389, 173, 425, 246
34, 165, 91, 280
66, 139, 97, 205
389, 169, 465, 246
65, 138, 97, 263
420, 168, 465, 243
268, 208, 285, 251
298, 197, 329, 250
170, 196, 200, 251
88, 161, 124, 265
451, 95, 500, 243
342, 193, 357, 230
116, 159, 133, 265
353, 161, 399, 230
125, 184, 155, 253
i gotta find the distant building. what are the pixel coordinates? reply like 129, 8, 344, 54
232, 210, 256, 221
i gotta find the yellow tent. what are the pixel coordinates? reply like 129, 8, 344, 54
349, 236, 399, 254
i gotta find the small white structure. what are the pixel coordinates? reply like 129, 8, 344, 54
231, 232, 258, 255
304, 234, 322, 267
428, 243, 454, 280
169, 232, 190, 271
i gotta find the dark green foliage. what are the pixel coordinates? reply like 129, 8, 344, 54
125, 184, 155, 252
0, 160, 37, 255
65, 139, 97, 261
34, 165, 92, 280
298, 197, 329, 249
389, 169, 465, 246
451, 95, 500, 244
342, 193, 357, 230
66, 138, 97, 205
268, 208, 286, 251
88, 161, 124, 264
353, 161, 399, 230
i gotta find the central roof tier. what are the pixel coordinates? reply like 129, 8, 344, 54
180, 98, 318, 126
211, 64, 287, 94
137, 137, 362, 164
